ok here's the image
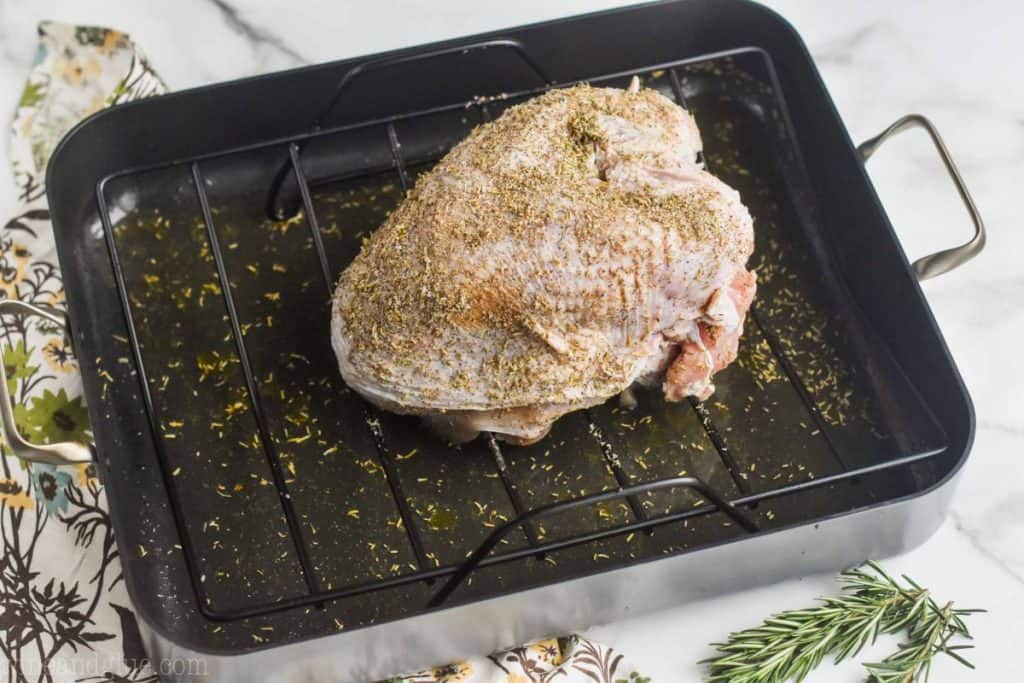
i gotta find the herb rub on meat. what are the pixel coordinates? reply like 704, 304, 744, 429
332, 77, 756, 445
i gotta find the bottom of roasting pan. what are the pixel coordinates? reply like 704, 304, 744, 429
42, 0, 975, 679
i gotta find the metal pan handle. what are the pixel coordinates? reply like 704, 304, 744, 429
857, 114, 985, 280
0, 300, 92, 465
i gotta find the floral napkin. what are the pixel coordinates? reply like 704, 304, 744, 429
0, 22, 647, 683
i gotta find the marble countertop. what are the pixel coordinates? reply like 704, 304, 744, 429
0, 1, 1020, 680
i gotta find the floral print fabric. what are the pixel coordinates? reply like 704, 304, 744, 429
0, 21, 647, 683
391, 637, 647, 683
2, 22, 163, 683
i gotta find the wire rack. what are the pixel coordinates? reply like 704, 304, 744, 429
94, 41, 946, 622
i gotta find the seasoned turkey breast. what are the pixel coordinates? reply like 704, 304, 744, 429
332, 77, 755, 445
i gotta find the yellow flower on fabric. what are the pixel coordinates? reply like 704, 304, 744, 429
0, 478, 34, 509
430, 662, 472, 682
505, 674, 529, 683
42, 337, 76, 373
56, 56, 89, 86
1, 242, 32, 298
100, 29, 129, 54
530, 638, 561, 664
48, 289, 66, 308
75, 462, 98, 486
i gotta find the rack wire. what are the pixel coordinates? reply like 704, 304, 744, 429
95, 41, 946, 622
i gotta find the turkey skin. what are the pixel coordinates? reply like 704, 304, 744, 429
331, 78, 755, 445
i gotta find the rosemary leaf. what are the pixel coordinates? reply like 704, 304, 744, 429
703, 562, 983, 683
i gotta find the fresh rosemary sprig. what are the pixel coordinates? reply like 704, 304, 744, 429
703, 561, 983, 683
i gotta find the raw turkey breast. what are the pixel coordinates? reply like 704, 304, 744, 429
332, 77, 755, 445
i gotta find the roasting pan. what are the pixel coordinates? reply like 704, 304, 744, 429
8, 0, 982, 680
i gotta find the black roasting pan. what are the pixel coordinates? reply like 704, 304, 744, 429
22, 0, 983, 680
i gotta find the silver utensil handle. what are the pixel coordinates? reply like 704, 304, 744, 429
0, 300, 92, 465
857, 114, 986, 281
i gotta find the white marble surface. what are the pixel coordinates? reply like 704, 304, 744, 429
0, 0, 1021, 680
